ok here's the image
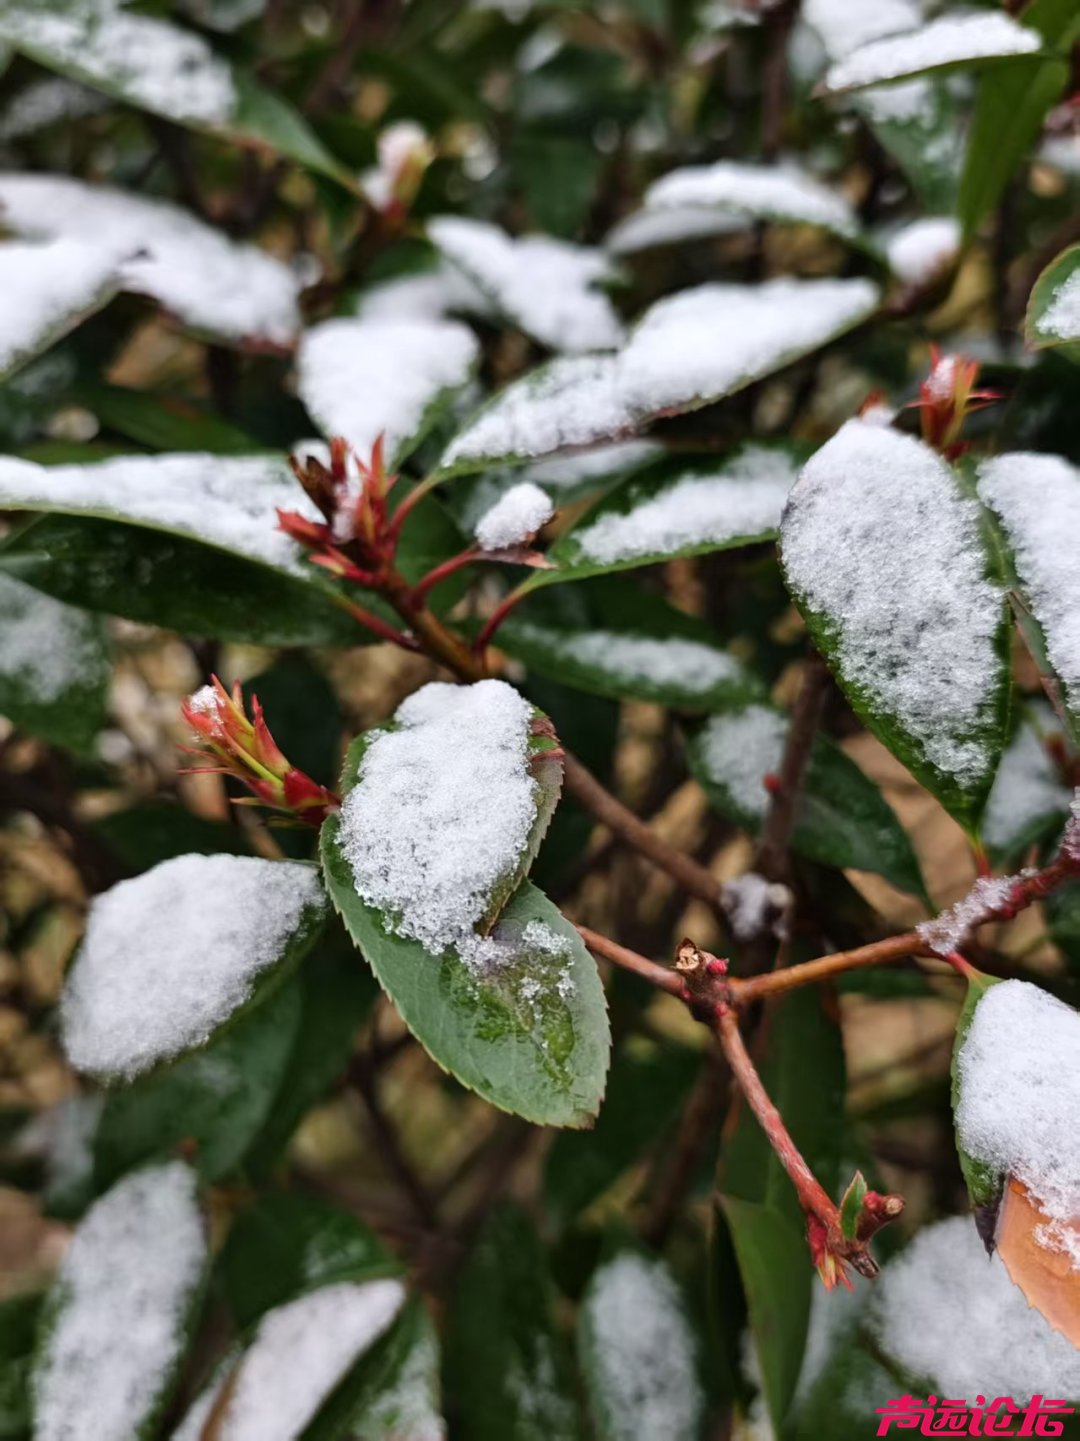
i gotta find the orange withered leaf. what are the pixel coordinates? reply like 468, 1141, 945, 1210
996, 1176, 1080, 1348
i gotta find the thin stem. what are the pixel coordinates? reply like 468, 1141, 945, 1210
381, 572, 486, 679
575, 924, 685, 995
387, 471, 443, 544
349, 1057, 440, 1231
475, 583, 532, 656
332, 593, 422, 651
755, 656, 828, 881
410, 546, 480, 604
734, 931, 924, 1004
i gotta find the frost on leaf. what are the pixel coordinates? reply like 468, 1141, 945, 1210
982, 706, 1073, 858
0, 572, 109, 705
819, 12, 1041, 96
956, 980, 1080, 1291
0, 174, 301, 346
781, 419, 1007, 820
978, 453, 1080, 732
641, 159, 859, 238
337, 680, 561, 969
427, 215, 624, 353
60, 853, 326, 1079
578, 1253, 705, 1441
297, 317, 480, 467
441, 279, 878, 474
0, 238, 119, 379
194, 1280, 406, 1441
33, 1161, 206, 1441
871, 1214, 1080, 1397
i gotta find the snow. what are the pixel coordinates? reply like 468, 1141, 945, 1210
917, 875, 1018, 958
979, 454, 1080, 718
697, 705, 785, 820
427, 215, 624, 353
822, 13, 1040, 94
0, 572, 107, 702
60, 854, 325, 1079
349, 1324, 444, 1441
605, 205, 743, 256
1035, 270, 1080, 341
0, 0, 238, 125
581, 1253, 704, 1441
886, 217, 961, 285
0, 238, 118, 376
0, 77, 106, 140
505, 622, 745, 695
361, 121, 431, 210
722, 871, 792, 942
643, 160, 858, 237
957, 980, 1080, 1270
873, 1214, 1080, 1400
0, 451, 321, 575
339, 680, 546, 969
0, 174, 302, 346
352, 263, 488, 324
983, 712, 1072, 853
212, 1281, 405, 1441
474, 482, 553, 550
33, 1162, 206, 1441
573, 446, 799, 565
297, 318, 479, 464
801, 0, 919, 61
781, 421, 1003, 790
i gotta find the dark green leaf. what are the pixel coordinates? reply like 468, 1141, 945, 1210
1025, 242, 1080, 363
0, 1292, 42, 1440
862, 80, 965, 214
446, 1204, 584, 1440
1047, 881, 1080, 970
511, 135, 603, 237
349, 1299, 445, 1441
90, 803, 254, 871
76, 383, 260, 454
838, 1172, 867, 1242
950, 969, 1006, 1214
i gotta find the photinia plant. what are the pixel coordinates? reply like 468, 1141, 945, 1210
3, 2, 1080, 1438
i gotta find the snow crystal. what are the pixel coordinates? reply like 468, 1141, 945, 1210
697, 705, 784, 819
0, 174, 301, 346
983, 714, 1072, 853
213, 1281, 405, 1441
34, 1162, 206, 1441
443, 279, 877, 471
0, 0, 237, 125
874, 1214, 1080, 1400
957, 980, 1080, 1269
722, 871, 792, 942
979, 453, 1080, 717
886, 217, 961, 285
0, 572, 106, 702
1035, 270, 1080, 341
428, 215, 624, 353
0, 451, 319, 575
297, 318, 479, 464
574, 446, 798, 565
474, 482, 553, 550
605, 205, 743, 256
581, 1253, 704, 1441
643, 159, 858, 237
917, 875, 1018, 958
822, 13, 1040, 94
0, 238, 118, 375
782, 421, 1003, 788
339, 680, 544, 968
60, 854, 325, 1079
506, 621, 744, 695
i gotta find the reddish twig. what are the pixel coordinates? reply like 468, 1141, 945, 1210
575, 924, 686, 995
754, 656, 829, 881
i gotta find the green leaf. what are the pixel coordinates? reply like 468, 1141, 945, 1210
446, 1204, 584, 1440
75, 383, 260, 454
950, 969, 1006, 1215
498, 579, 766, 711
578, 1248, 706, 1441
543, 1039, 700, 1232
0, 1292, 42, 1440
838, 1172, 867, 1242
93, 977, 302, 1188
0, 574, 110, 754
685, 703, 927, 901
219, 1191, 398, 1330
512, 135, 604, 237
959, 0, 1080, 239
817, 16, 1044, 96
718, 1196, 811, 1435
320, 700, 610, 1127
90, 803, 254, 870
349, 1299, 445, 1441
861, 80, 965, 215
1047, 881, 1080, 971
982, 706, 1073, 864
1025, 243, 1080, 362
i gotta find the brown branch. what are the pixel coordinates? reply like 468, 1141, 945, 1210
734, 931, 924, 1004
575, 924, 686, 995
754, 656, 829, 881
348, 1058, 440, 1231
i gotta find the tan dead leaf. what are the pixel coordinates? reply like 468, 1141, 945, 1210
996, 1176, 1080, 1348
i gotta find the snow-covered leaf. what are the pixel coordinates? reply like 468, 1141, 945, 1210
297, 318, 480, 468
0, 573, 110, 754
686, 702, 926, 899
0, 239, 119, 380
638, 159, 860, 240
995, 1177, 1080, 1350
439, 280, 878, 477
473, 482, 553, 551
427, 215, 624, 353
0, 175, 302, 348
978, 452, 1080, 741
982, 705, 1073, 862
818, 13, 1042, 97
578, 1251, 705, 1441
885, 217, 961, 287
59, 854, 327, 1081
320, 681, 610, 1126
780, 420, 1010, 830
32, 1162, 207, 1441
604, 205, 745, 257
350, 1300, 446, 1441
1025, 243, 1080, 362
0, 0, 354, 187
